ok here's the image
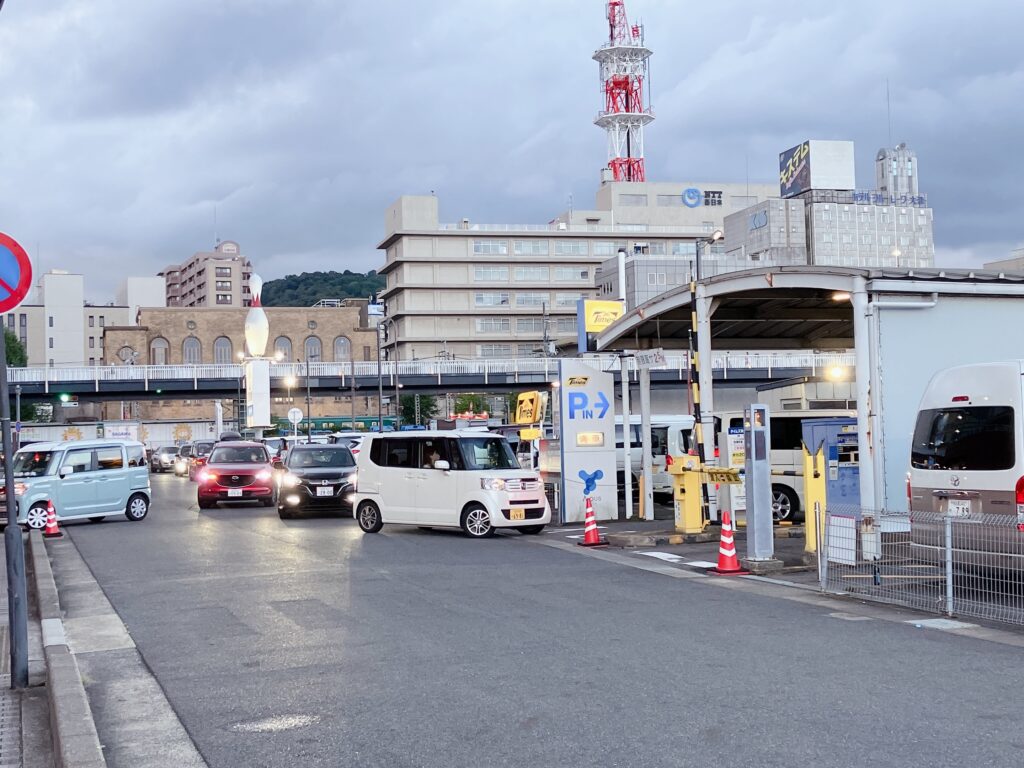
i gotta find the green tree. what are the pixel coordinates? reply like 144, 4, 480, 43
261, 270, 386, 307
453, 393, 489, 416
4, 329, 26, 367
400, 394, 438, 425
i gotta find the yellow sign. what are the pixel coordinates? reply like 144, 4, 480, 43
515, 391, 541, 425
704, 468, 742, 485
576, 432, 605, 447
582, 300, 625, 333
566, 376, 589, 386
519, 428, 542, 441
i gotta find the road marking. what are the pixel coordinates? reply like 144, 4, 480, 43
636, 552, 686, 563
907, 618, 978, 631
829, 612, 873, 622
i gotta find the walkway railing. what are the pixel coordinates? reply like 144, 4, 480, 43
5, 352, 856, 386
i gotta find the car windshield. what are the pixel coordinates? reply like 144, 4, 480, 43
157, 447, 177, 456
209, 446, 268, 464
458, 437, 518, 470
194, 442, 215, 456
288, 448, 355, 468
13, 450, 55, 478
911, 406, 1014, 471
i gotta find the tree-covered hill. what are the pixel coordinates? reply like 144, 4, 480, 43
260, 270, 385, 307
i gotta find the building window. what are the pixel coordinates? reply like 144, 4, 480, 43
917, 236, 930, 247
555, 292, 583, 308
213, 336, 233, 364
514, 266, 549, 281
473, 240, 508, 255
99, 316, 105, 327
475, 318, 511, 333
304, 335, 322, 361
216, 281, 232, 291
150, 337, 169, 365
19, 314, 26, 327
647, 241, 667, 255
861, 235, 873, 245
841, 234, 853, 245
672, 242, 697, 256
593, 241, 627, 256
516, 292, 550, 308
647, 273, 667, 286
89, 358, 95, 366
48, 316, 53, 328
215, 267, 232, 278
363, 345, 372, 361
555, 317, 577, 333
554, 267, 589, 282
89, 337, 95, 349
48, 337, 53, 349
474, 266, 509, 281
513, 240, 549, 256
619, 194, 648, 206
656, 194, 683, 206
822, 233, 833, 243
274, 336, 292, 360
477, 344, 512, 358
516, 317, 544, 333
474, 292, 510, 307
88, 316, 95, 327
333, 336, 351, 361
5, 315, 12, 329
518, 343, 540, 357
183, 337, 202, 364
703, 190, 723, 206
553, 241, 588, 255
216, 294, 232, 304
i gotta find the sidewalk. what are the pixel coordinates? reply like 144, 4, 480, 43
1, 530, 54, 768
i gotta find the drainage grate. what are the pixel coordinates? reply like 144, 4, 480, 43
0, 686, 22, 767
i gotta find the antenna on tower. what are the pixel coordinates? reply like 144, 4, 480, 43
214, 204, 220, 246
886, 78, 893, 148
593, 0, 654, 182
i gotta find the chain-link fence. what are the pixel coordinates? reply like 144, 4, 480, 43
820, 506, 1024, 626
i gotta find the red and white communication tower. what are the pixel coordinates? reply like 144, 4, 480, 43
593, 0, 654, 182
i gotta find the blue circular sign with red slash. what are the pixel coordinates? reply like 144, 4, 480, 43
0, 233, 33, 313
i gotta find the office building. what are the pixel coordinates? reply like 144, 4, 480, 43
160, 240, 253, 308
0, 271, 165, 366
984, 247, 1024, 272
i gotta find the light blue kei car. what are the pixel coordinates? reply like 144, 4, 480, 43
1, 439, 152, 529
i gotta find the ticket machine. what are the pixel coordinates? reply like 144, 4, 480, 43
800, 417, 860, 513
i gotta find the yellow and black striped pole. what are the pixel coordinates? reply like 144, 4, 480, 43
689, 277, 711, 518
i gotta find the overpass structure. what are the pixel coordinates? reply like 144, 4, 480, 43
8, 353, 853, 402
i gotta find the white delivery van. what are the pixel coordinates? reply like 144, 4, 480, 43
908, 361, 1024, 569
352, 431, 551, 538
615, 415, 695, 500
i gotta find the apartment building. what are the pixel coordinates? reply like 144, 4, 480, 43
0, 270, 165, 366
378, 180, 776, 359
160, 240, 253, 307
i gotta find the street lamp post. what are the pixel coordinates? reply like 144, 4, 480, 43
299, 356, 318, 440
236, 351, 245, 431
695, 228, 723, 282
14, 384, 21, 451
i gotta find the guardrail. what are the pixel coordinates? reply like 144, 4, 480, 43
5, 353, 855, 387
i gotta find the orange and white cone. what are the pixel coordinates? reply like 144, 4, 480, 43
712, 510, 746, 575
42, 500, 63, 539
577, 496, 607, 547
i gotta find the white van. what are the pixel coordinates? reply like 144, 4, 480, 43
352, 431, 551, 538
615, 415, 695, 499
908, 361, 1024, 569
1, 439, 152, 529
717, 409, 855, 521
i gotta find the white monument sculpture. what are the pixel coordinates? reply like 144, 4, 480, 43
243, 274, 273, 430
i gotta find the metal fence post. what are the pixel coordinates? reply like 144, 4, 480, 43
820, 506, 830, 592
944, 514, 955, 616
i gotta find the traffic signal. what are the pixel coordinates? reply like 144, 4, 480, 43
58, 393, 70, 403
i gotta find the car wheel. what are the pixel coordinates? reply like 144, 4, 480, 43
278, 507, 294, 520
198, 498, 214, 510
356, 501, 383, 533
517, 525, 545, 535
260, 498, 274, 508
89, 516, 106, 524
25, 503, 49, 530
461, 504, 494, 539
125, 494, 149, 522
772, 485, 800, 522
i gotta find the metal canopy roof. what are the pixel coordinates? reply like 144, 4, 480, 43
597, 266, 1024, 352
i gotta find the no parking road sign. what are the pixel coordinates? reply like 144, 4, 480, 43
0, 233, 33, 313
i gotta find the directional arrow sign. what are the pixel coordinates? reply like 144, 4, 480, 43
594, 390, 610, 419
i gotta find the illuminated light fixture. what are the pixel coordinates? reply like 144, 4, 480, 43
831, 291, 851, 302
826, 366, 847, 381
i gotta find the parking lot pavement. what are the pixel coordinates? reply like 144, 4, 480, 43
48, 473, 1024, 768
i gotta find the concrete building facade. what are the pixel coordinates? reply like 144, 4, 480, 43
160, 240, 253, 308
984, 247, 1024, 272
0, 271, 166, 366
379, 181, 777, 358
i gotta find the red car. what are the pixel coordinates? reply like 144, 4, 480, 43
197, 441, 278, 509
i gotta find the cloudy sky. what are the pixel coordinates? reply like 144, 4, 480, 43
1, 0, 1021, 299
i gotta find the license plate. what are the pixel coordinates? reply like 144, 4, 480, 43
228, 489, 243, 498
947, 499, 971, 518
510, 508, 526, 521
317, 487, 334, 497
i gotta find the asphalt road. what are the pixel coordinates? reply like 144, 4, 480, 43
59, 473, 1024, 768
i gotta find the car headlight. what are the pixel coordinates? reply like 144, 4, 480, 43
345, 473, 357, 486
480, 478, 506, 491
256, 469, 272, 482
282, 473, 301, 488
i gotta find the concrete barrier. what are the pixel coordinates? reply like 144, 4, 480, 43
28, 531, 107, 768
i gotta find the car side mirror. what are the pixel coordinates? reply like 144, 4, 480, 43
434, 460, 450, 471
59, 470, 69, 479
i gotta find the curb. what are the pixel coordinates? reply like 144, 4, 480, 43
28, 531, 108, 768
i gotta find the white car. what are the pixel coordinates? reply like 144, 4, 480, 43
351, 431, 551, 538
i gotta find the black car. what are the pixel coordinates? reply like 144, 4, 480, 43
276, 444, 357, 519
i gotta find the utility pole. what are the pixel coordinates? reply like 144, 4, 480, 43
376, 321, 385, 432
14, 385, 21, 451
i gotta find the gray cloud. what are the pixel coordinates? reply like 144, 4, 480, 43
0, 0, 1020, 297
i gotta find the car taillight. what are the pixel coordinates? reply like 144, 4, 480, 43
665, 454, 673, 467
1015, 477, 1024, 531
907, 473, 913, 505
199, 470, 216, 483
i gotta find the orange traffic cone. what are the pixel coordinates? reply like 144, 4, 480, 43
42, 500, 63, 539
712, 511, 746, 575
577, 496, 607, 547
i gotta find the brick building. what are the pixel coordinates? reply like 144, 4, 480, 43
102, 304, 379, 423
